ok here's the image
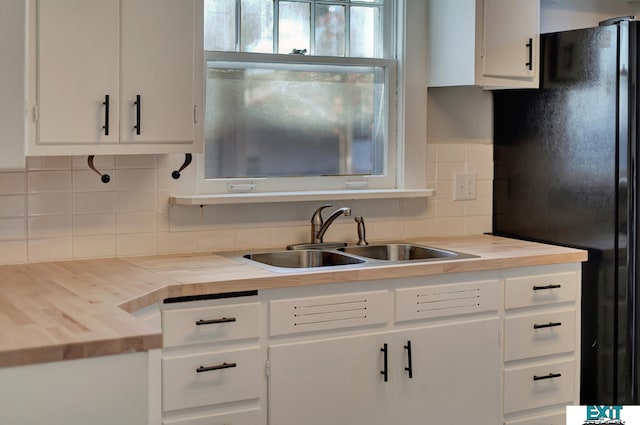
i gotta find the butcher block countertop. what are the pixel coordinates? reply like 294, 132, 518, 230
0, 235, 587, 368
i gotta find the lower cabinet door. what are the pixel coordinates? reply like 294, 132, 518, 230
162, 347, 261, 412
393, 317, 501, 425
268, 332, 393, 425
162, 408, 261, 425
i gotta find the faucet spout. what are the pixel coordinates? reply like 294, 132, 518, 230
310, 205, 351, 243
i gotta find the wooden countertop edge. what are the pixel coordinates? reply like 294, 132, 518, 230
1, 236, 588, 369
117, 249, 588, 310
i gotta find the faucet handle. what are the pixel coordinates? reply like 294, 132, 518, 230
311, 204, 333, 224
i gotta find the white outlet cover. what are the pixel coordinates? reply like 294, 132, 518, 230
453, 172, 477, 201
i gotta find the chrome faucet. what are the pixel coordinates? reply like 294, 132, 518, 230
311, 204, 352, 243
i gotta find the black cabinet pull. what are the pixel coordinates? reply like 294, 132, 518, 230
533, 372, 562, 381
533, 322, 562, 329
404, 340, 413, 379
196, 362, 237, 373
525, 37, 533, 70
102, 94, 110, 135
380, 343, 388, 382
134, 94, 141, 135
533, 284, 562, 291
195, 317, 237, 326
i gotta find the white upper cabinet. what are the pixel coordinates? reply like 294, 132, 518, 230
26, 0, 203, 156
427, 0, 540, 89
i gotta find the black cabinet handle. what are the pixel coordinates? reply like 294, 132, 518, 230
380, 343, 388, 382
195, 317, 237, 326
533, 372, 562, 381
404, 340, 413, 379
533, 284, 562, 291
533, 322, 562, 329
102, 94, 110, 136
526, 37, 533, 70
196, 362, 237, 373
134, 94, 141, 135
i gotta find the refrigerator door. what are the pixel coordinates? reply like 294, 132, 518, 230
493, 23, 631, 404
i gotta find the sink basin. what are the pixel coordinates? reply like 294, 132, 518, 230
243, 250, 365, 269
338, 244, 468, 261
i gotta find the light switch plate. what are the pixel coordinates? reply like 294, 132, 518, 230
453, 172, 477, 201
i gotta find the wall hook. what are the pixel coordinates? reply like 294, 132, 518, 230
87, 155, 110, 183
172, 153, 193, 179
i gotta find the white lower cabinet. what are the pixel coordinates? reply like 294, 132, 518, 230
155, 263, 581, 425
503, 269, 581, 425
393, 318, 500, 425
268, 284, 500, 425
268, 332, 393, 425
268, 319, 500, 425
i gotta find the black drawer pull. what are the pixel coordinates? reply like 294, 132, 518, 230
533, 322, 562, 329
195, 317, 237, 326
525, 37, 533, 70
533, 284, 561, 291
196, 362, 237, 373
533, 372, 562, 381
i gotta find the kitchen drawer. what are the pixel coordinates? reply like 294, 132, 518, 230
505, 309, 576, 361
505, 273, 577, 309
504, 359, 575, 414
162, 408, 260, 425
162, 347, 261, 412
269, 290, 389, 336
395, 279, 499, 322
163, 302, 260, 348
506, 411, 565, 425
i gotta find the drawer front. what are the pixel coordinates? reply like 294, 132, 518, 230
506, 412, 565, 425
505, 272, 577, 309
269, 290, 389, 336
162, 347, 261, 412
163, 302, 260, 347
505, 309, 576, 361
162, 408, 261, 425
395, 280, 499, 322
504, 359, 575, 414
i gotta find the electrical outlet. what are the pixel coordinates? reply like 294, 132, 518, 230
453, 172, 477, 201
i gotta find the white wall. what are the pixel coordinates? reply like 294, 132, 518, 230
541, 0, 640, 33
0, 0, 26, 170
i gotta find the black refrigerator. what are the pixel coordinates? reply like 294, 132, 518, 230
492, 19, 639, 404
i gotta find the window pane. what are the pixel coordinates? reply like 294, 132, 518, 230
278, 2, 310, 54
315, 4, 345, 57
350, 6, 380, 58
204, 0, 236, 51
205, 62, 386, 179
241, 0, 273, 53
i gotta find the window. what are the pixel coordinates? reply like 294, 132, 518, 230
201, 0, 397, 193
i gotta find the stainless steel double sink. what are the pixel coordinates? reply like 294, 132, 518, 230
241, 243, 477, 271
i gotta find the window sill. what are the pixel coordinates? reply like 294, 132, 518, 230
169, 189, 435, 206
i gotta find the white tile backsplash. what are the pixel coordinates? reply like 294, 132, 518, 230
0, 195, 25, 218
28, 193, 72, 216
73, 192, 115, 214
0, 143, 494, 264
28, 171, 72, 193
0, 218, 26, 240
0, 172, 26, 195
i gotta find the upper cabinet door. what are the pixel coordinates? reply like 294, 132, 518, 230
37, 0, 120, 145
481, 0, 539, 81
120, 0, 197, 144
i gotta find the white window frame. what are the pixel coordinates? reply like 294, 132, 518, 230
195, 0, 414, 196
